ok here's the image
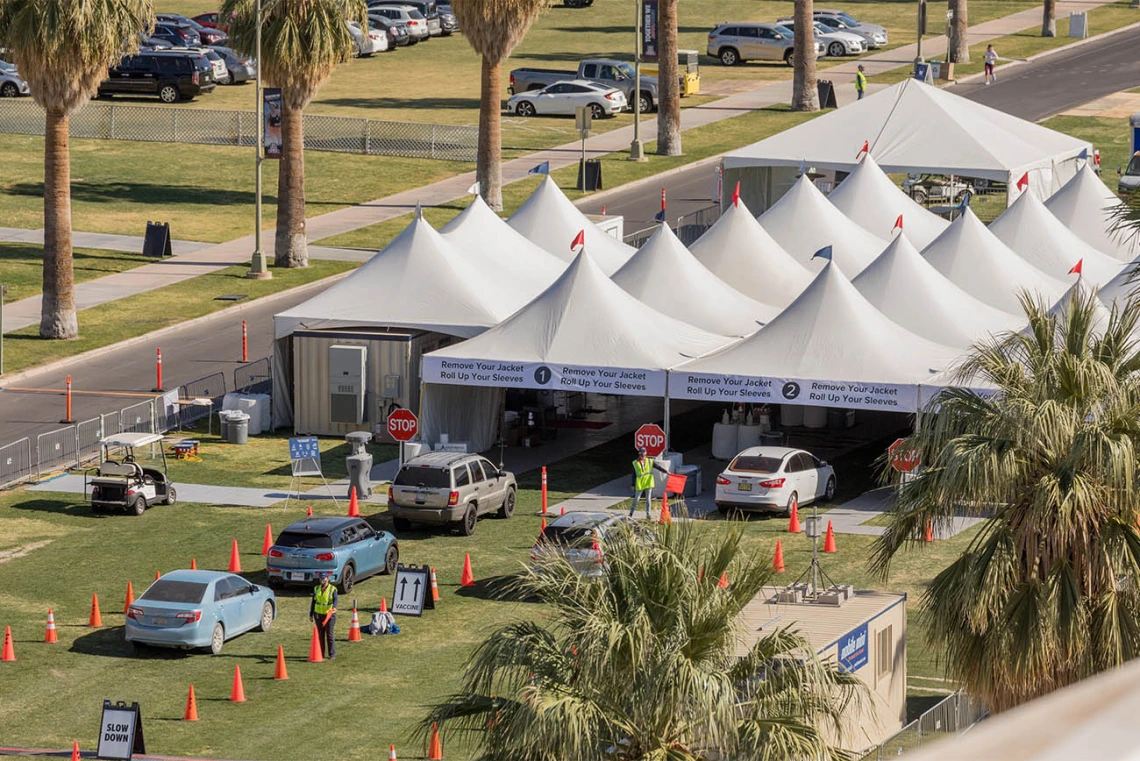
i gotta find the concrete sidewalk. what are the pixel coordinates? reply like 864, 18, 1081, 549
0, 0, 1109, 334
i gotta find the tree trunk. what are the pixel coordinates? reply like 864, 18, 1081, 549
1041, 0, 1056, 37
275, 103, 308, 268
791, 0, 818, 111
655, 0, 681, 156
478, 57, 503, 211
948, 0, 970, 63
40, 108, 78, 340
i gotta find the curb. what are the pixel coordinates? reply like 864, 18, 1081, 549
0, 271, 349, 387
571, 153, 725, 210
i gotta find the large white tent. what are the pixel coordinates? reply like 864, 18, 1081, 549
507, 176, 634, 275
670, 262, 959, 412
1098, 257, 1140, 309
723, 78, 1092, 212
852, 234, 1024, 347
757, 174, 887, 276
440, 195, 566, 306
1045, 164, 1138, 263
920, 207, 1068, 314
686, 198, 812, 308
611, 224, 777, 337
1044, 276, 1114, 336
826, 154, 949, 249
989, 190, 1124, 286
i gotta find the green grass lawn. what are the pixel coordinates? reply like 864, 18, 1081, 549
1043, 114, 1134, 188
0, 244, 151, 304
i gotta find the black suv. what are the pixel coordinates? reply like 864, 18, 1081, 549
98, 51, 215, 103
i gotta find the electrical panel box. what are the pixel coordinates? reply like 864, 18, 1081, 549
383, 374, 401, 398
329, 345, 367, 424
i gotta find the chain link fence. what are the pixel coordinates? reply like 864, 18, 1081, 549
858, 690, 988, 760
0, 100, 477, 162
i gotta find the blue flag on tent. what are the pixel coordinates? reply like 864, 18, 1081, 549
957, 190, 972, 210
1078, 147, 1089, 160
653, 208, 666, 223
528, 161, 550, 176
811, 245, 833, 262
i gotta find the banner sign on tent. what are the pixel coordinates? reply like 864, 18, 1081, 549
673, 372, 919, 412
423, 356, 666, 397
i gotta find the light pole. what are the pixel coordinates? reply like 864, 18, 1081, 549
628, 0, 647, 162
247, 0, 271, 280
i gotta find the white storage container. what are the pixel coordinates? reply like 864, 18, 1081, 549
737, 424, 761, 452
712, 422, 740, 459
780, 404, 804, 427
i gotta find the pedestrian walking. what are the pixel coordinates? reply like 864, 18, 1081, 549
855, 64, 867, 100
310, 575, 338, 660
984, 44, 999, 85
630, 446, 666, 519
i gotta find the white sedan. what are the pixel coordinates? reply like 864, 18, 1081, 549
508, 79, 627, 119
715, 446, 836, 515
348, 21, 388, 56
778, 19, 867, 57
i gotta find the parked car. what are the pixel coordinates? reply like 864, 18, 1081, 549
388, 452, 517, 536
510, 58, 658, 113
370, 0, 441, 37
508, 79, 626, 118
902, 173, 973, 205
368, 5, 429, 42
192, 10, 234, 34
778, 19, 867, 57
531, 511, 633, 578
707, 23, 823, 67
1119, 152, 1140, 195
438, 9, 458, 35
208, 45, 256, 84
97, 49, 216, 103
137, 31, 173, 50
564, 0, 594, 6
199, 47, 230, 83
125, 570, 276, 655
150, 22, 202, 48
266, 516, 399, 593
0, 59, 30, 98
369, 14, 411, 47
813, 10, 888, 48
714, 446, 836, 515
348, 20, 389, 56
84, 433, 176, 515
156, 13, 228, 45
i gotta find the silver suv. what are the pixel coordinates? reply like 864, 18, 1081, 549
707, 22, 824, 67
387, 452, 517, 536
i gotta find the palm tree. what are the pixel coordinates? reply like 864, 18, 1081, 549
0, 0, 153, 339
451, 0, 546, 211
948, 0, 969, 63
871, 290, 1140, 712
655, 0, 681, 156
421, 517, 864, 761
1041, 0, 1056, 37
790, 0, 818, 111
223, 0, 366, 268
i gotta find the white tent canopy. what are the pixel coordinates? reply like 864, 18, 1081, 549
1044, 164, 1138, 263
724, 78, 1092, 201
1044, 276, 1114, 337
989, 190, 1124, 286
852, 234, 1024, 347
920, 208, 1068, 315
440, 195, 566, 308
670, 262, 960, 413
274, 216, 514, 340
826, 154, 949, 249
687, 198, 812, 308
1098, 255, 1140, 309
611, 224, 778, 337
757, 174, 887, 276
507, 176, 635, 275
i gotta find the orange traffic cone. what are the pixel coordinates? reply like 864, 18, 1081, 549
154, 570, 161, 581
659, 493, 672, 525
308, 625, 324, 663
388, 745, 398, 761
460, 553, 475, 587
183, 684, 199, 721
591, 531, 603, 562
924, 521, 934, 542
274, 644, 289, 680
190, 557, 197, 570
788, 498, 802, 533
698, 566, 704, 584
430, 567, 441, 602
773, 540, 786, 573
823, 520, 837, 553
379, 597, 388, 614
348, 608, 362, 642
70, 741, 80, 761
123, 581, 134, 614
89, 593, 103, 627
348, 486, 360, 518
44, 608, 58, 643
428, 722, 443, 760
261, 524, 273, 555
717, 572, 729, 589
228, 539, 242, 573
2, 625, 15, 661
230, 664, 246, 702
540, 517, 547, 531
306, 505, 313, 517
560, 505, 566, 516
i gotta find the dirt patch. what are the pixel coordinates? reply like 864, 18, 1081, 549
0, 539, 52, 563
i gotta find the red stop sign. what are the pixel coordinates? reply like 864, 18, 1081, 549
888, 438, 920, 473
387, 409, 419, 442
635, 424, 667, 457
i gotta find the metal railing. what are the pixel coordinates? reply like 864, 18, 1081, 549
180, 371, 228, 429
234, 358, 271, 396
622, 203, 723, 249
0, 438, 34, 490
0, 100, 478, 162
858, 690, 987, 760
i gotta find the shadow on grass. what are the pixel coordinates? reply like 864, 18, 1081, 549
11, 497, 113, 519
321, 96, 480, 111
454, 573, 540, 604
70, 626, 173, 659
5, 181, 274, 208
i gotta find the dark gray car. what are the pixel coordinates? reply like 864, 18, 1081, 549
387, 452, 517, 536
207, 45, 256, 84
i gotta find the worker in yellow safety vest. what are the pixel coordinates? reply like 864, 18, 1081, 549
310, 575, 338, 660
630, 446, 666, 519
855, 64, 867, 100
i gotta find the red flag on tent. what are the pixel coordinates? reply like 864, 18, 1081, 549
731, 181, 741, 207
1069, 259, 1083, 275
892, 214, 903, 233
1016, 173, 1029, 191
856, 140, 869, 158
570, 229, 585, 251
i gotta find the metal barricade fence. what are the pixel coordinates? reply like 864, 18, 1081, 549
76, 417, 105, 467
675, 203, 721, 245
0, 100, 478, 162
101, 410, 122, 439
858, 690, 988, 760
36, 427, 78, 479
234, 358, 271, 396
180, 372, 228, 429
0, 438, 34, 490
623, 225, 657, 249
120, 400, 155, 434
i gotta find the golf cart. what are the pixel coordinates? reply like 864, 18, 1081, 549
85, 433, 177, 515
902, 174, 973, 205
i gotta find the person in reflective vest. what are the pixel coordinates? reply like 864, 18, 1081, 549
310, 575, 338, 660
855, 64, 867, 100
630, 446, 666, 519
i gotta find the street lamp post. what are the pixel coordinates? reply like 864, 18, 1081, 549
628, 0, 647, 162
247, 0, 271, 280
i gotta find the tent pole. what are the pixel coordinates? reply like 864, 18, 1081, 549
663, 373, 671, 453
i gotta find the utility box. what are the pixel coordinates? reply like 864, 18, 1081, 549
345, 431, 373, 499
329, 345, 367, 425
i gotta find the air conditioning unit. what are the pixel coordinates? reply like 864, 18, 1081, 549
329, 345, 366, 424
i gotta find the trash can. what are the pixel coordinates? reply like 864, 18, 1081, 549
676, 464, 702, 497
577, 158, 603, 192
227, 412, 250, 445
346, 431, 373, 499
218, 411, 230, 441
760, 431, 787, 446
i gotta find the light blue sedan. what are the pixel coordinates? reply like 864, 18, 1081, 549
125, 570, 276, 655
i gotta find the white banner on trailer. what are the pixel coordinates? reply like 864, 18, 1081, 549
423, 355, 665, 397
672, 372, 919, 412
